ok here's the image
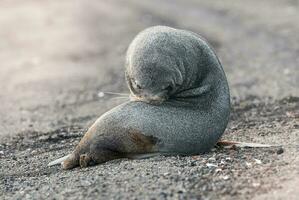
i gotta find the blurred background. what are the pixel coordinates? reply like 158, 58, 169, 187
0, 0, 298, 137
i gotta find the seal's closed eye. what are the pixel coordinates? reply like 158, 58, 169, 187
165, 85, 173, 93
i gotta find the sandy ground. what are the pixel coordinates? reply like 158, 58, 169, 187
0, 0, 298, 199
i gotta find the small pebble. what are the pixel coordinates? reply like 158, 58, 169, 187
98, 92, 105, 98
253, 182, 261, 187
206, 163, 218, 168
215, 168, 222, 173
276, 147, 284, 154
208, 157, 216, 162
254, 159, 262, 164
225, 157, 232, 161
245, 162, 252, 167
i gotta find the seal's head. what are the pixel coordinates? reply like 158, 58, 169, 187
125, 27, 186, 105
126, 46, 183, 105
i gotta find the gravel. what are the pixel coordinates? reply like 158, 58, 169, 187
1, 97, 298, 199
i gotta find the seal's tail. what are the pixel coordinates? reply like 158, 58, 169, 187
48, 153, 79, 169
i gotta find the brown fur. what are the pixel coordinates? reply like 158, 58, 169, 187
128, 130, 158, 153
61, 129, 158, 169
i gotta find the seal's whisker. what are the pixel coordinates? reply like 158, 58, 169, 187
103, 92, 129, 96
98, 91, 130, 98
111, 97, 130, 100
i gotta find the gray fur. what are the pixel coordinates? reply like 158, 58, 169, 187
123, 26, 230, 153
50, 26, 230, 169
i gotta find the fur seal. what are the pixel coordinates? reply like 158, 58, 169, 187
48, 26, 230, 169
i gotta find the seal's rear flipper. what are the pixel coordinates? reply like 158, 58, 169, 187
48, 153, 79, 170
48, 154, 71, 167
216, 140, 279, 148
